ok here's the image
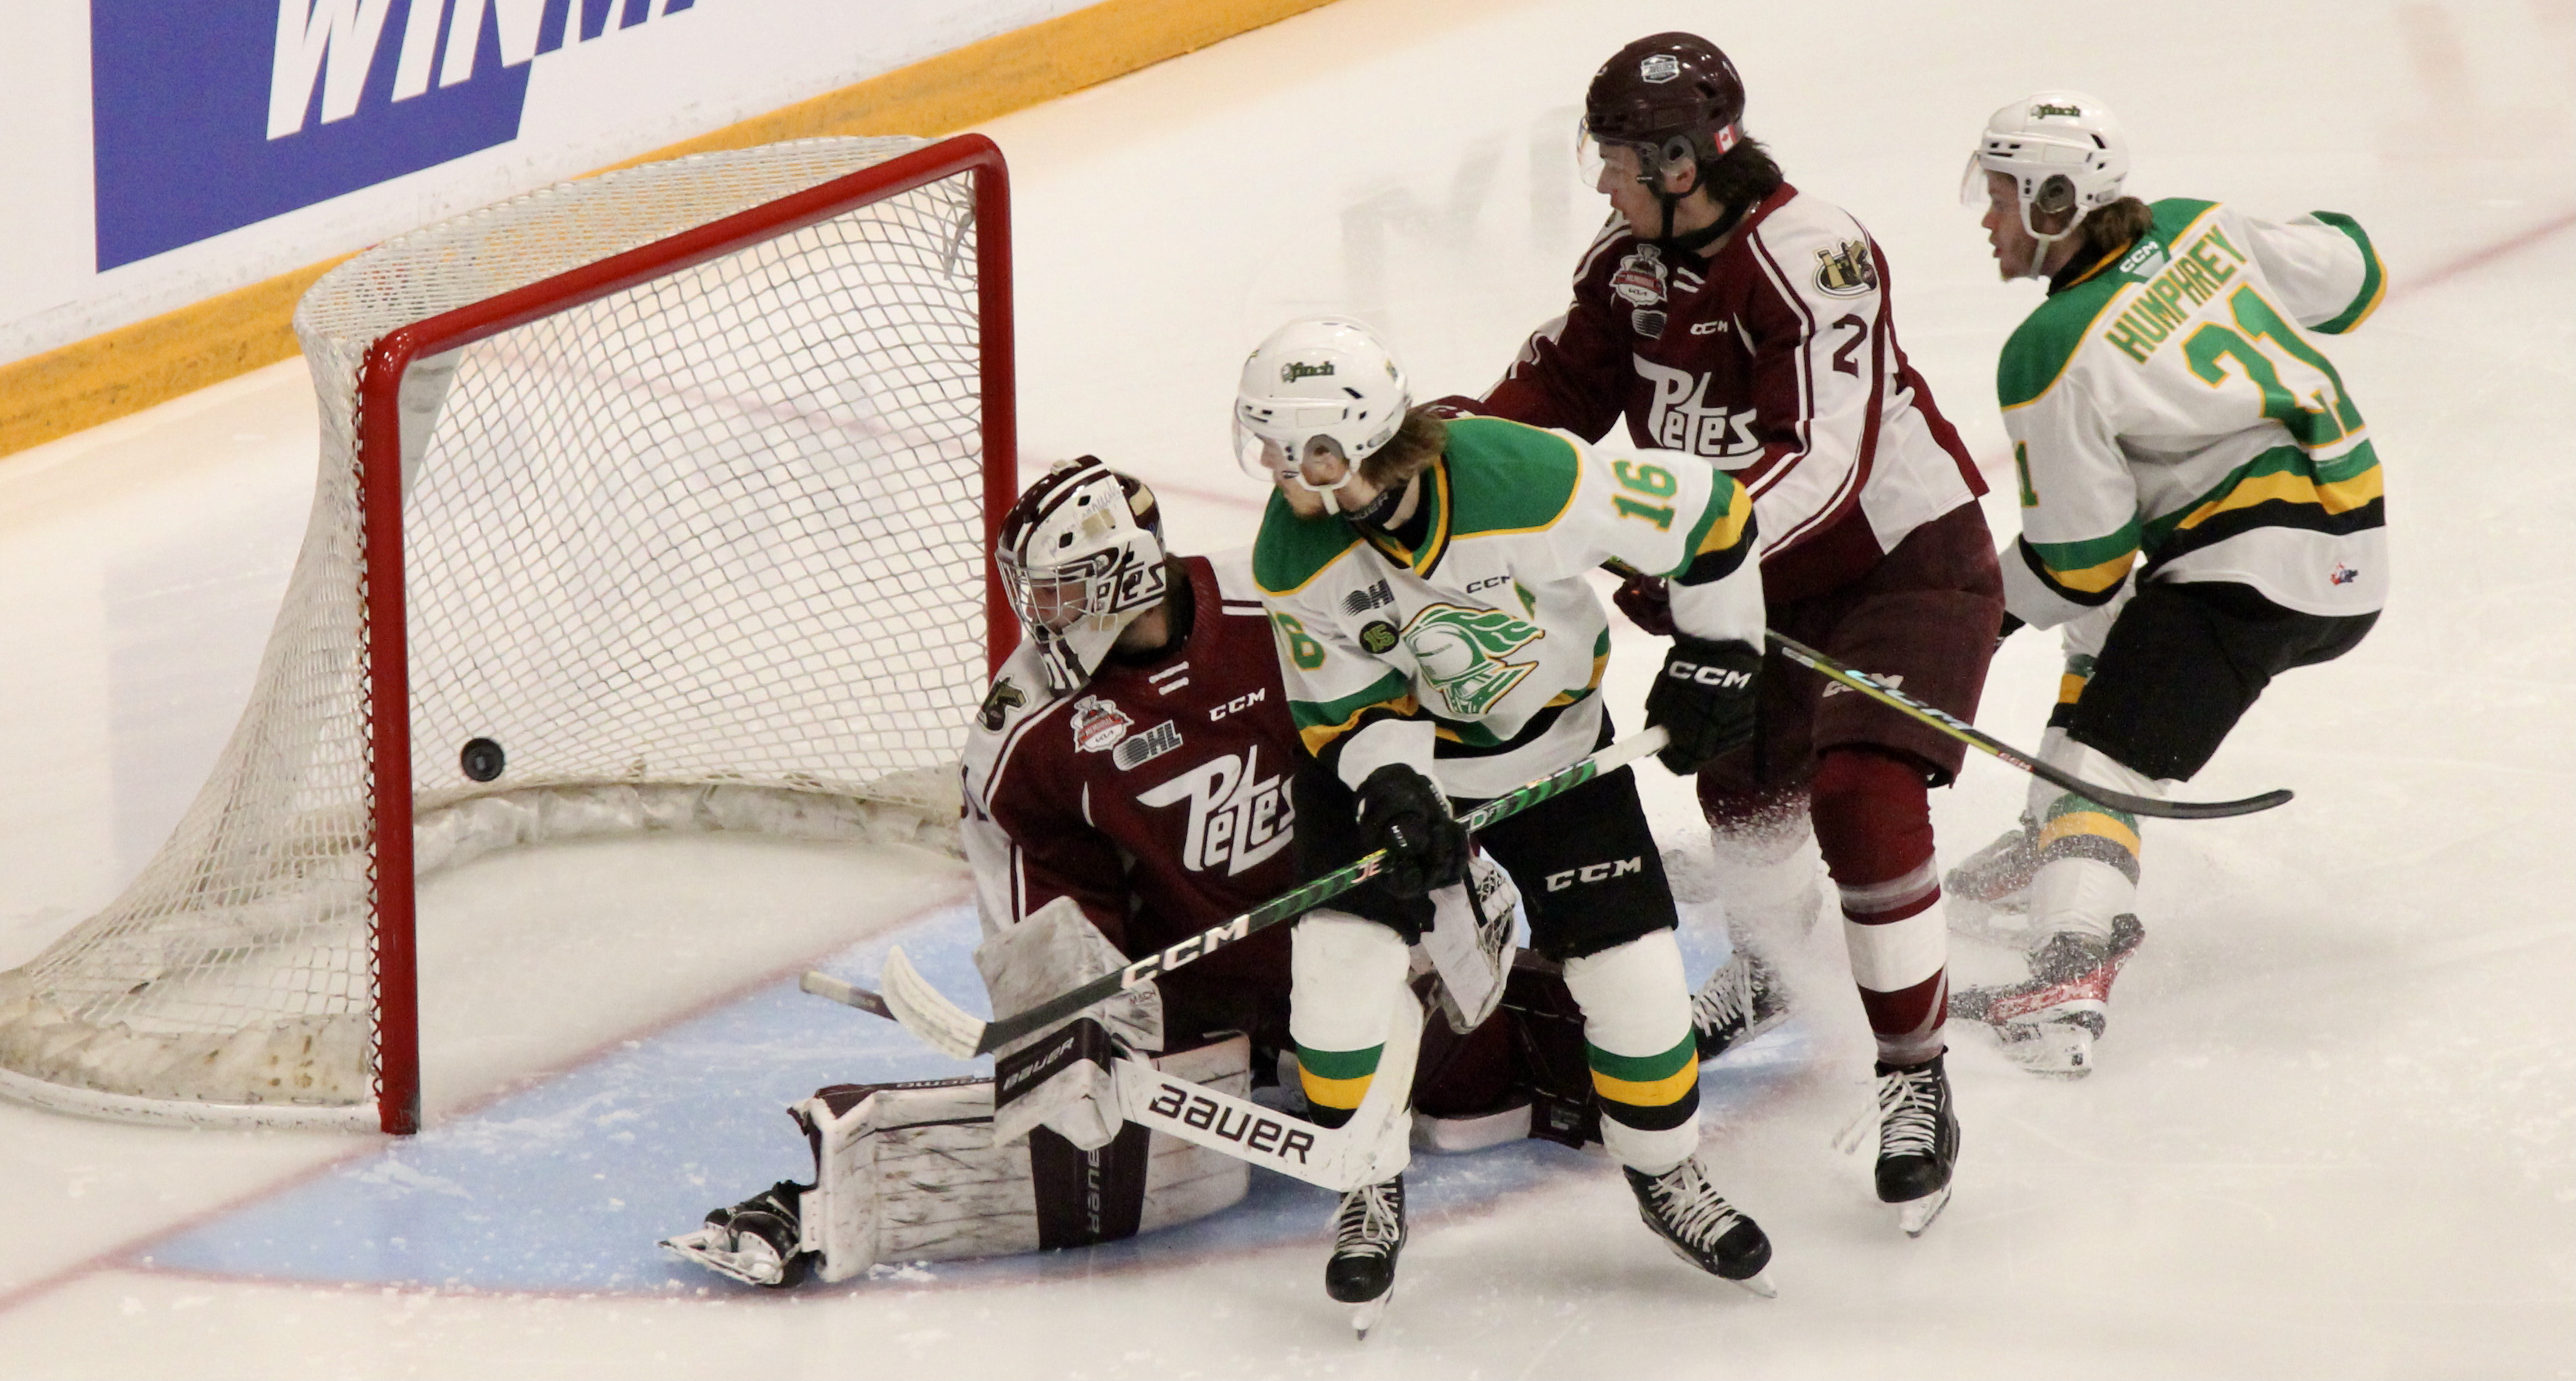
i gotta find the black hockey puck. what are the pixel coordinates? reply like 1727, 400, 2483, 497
460, 737, 506, 783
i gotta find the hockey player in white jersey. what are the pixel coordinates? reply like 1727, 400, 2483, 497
1947, 93, 2387, 1073
1238, 317, 1777, 1320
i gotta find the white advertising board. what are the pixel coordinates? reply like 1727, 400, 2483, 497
0, 0, 1095, 367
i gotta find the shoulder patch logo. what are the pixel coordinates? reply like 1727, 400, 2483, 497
1359, 620, 1400, 654
1400, 602, 1545, 719
1813, 240, 1878, 297
978, 678, 1025, 731
1070, 696, 1135, 754
1610, 246, 1668, 308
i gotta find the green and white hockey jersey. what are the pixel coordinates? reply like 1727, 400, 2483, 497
1253, 416, 1763, 801
1998, 197, 2388, 628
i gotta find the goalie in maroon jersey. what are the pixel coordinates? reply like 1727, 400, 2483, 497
664, 458, 1599, 1288
1454, 34, 2008, 1233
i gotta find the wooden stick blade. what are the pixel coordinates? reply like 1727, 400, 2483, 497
799, 970, 893, 1020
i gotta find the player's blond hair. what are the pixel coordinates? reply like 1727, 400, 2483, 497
1358, 407, 1449, 489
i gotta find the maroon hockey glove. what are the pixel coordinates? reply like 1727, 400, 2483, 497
1612, 573, 1677, 637
1644, 636, 1762, 774
1355, 764, 1467, 898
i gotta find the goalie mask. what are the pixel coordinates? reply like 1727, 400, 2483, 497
1233, 317, 1411, 514
1963, 91, 2129, 277
997, 458, 1169, 693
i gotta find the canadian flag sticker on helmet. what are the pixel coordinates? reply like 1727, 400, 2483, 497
1640, 53, 1680, 83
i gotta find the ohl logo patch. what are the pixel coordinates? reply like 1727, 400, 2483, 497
1400, 603, 1544, 719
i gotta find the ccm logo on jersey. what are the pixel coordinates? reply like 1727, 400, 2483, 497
1666, 659, 1753, 689
1209, 689, 1266, 721
1547, 857, 1644, 891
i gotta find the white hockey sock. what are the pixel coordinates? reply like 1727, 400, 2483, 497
2025, 739, 2162, 945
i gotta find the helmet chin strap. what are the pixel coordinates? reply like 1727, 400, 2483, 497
1646, 163, 1749, 256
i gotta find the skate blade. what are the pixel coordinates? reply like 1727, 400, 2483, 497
1350, 1288, 1393, 1340
658, 1231, 785, 1288
1731, 1268, 1778, 1299
1896, 1183, 1953, 1238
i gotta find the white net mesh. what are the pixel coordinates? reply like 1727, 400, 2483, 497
0, 138, 993, 1126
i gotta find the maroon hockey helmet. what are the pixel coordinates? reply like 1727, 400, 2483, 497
1583, 33, 1747, 174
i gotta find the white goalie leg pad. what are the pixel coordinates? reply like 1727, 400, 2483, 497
1564, 930, 1700, 1174
1419, 848, 1523, 1035
975, 895, 1163, 1149
792, 1037, 1254, 1283
2026, 739, 2161, 948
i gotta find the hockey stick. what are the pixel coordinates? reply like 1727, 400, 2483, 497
851, 726, 1672, 1060
1763, 631, 2291, 821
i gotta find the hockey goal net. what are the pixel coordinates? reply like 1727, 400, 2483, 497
0, 135, 1015, 1134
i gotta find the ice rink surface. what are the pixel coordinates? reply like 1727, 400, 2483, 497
0, 0, 2571, 1374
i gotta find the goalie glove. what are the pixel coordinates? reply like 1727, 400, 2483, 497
1645, 635, 1763, 774
1355, 763, 1467, 898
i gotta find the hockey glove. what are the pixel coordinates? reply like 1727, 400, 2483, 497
1612, 573, 1677, 637
1645, 636, 1763, 774
1355, 763, 1467, 898
1995, 610, 2026, 649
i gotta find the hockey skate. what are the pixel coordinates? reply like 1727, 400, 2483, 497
1690, 949, 1788, 1063
1948, 913, 2145, 1077
660, 1181, 811, 1288
1327, 1176, 1406, 1339
1622, 1156, 1775, 1296
1873, 1054, 1958, 1237
1942, 813, 2043, 946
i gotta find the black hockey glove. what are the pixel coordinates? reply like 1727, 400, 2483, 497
1996, 610, 2026, 649
1644, 635, 1763, 774
1355, 763, 1467, 898
1611, 573, 1677, 637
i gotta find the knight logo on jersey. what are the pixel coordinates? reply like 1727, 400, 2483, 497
1070, 697, 1135, 753
1813, 240, 1878, 297
1134, 745, 1295, 876
1402, 603, 1544, 718
1610, 247, 1668, 308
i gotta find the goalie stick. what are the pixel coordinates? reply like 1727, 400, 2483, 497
836, 727, 1672, 1061
1762, 631, 2289, 821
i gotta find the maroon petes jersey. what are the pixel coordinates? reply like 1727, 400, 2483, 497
959, 552, 1296, 1026
1474, 185, 1984, 602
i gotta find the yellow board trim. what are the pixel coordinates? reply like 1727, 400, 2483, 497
2038, 808, 2142, 857
1590, 1062, 1698, 1109
0, 0, 1343, 462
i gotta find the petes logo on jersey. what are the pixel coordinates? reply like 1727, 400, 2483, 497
1070, 697, 1135, 753
1813, 240, 1879, 297
1402, 603, 1544, 718
1633, 359, 1760, 461
1135, 745, 1295, 876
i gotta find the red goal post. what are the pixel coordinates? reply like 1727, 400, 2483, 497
0, 135, 1017, 1135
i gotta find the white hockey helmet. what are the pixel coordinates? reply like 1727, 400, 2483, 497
995, 457, 1169, 692
1232, 317, 1412, 511
1964, 91, 2129, 273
